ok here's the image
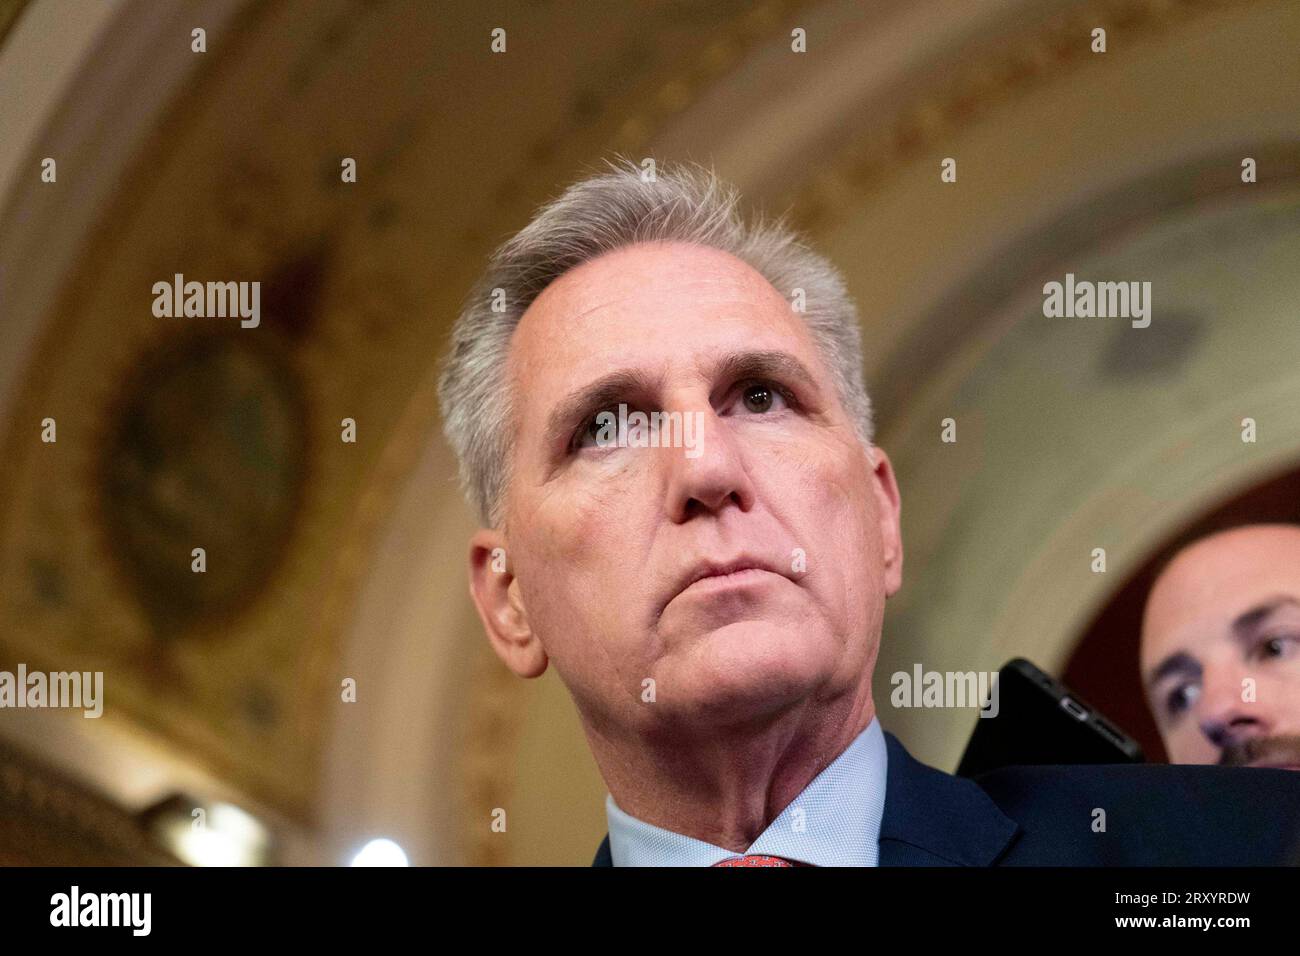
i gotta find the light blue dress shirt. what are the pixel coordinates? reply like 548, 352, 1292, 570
605, 717, 888, 866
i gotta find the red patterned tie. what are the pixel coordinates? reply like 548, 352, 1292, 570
712, 854, 802, 867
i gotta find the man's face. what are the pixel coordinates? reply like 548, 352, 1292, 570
1141, 525, 1300, 768
481, 241, 902, 741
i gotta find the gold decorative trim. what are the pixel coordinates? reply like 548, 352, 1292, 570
784, 0, 1256, 233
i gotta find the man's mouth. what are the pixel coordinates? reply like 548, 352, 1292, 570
659, 555, 789, 616
1220, 735, 1300, 769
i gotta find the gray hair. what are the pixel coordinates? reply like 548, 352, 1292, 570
437, 156, 873, 528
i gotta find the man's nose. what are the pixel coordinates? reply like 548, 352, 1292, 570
662, 405, 756, 522
1196, 667, 1272, 751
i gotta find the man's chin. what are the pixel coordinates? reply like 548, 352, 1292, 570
652, 619, 835, 724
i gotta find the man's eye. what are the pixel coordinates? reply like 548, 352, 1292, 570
1166, 682, 1199, 717
737, 381, 790, 415
572, 411, 615, 451
1257, 634, 1299, 660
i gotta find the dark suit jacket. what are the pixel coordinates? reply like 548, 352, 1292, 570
593, 731, 1300, 865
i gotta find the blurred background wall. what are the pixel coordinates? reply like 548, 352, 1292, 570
0, 0, 1296, 865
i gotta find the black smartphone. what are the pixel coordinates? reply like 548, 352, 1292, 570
955, 657, 1144, 777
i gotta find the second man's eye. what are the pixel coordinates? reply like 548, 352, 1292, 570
1167, 682, 1200, 717
1259, 634, 1298, 660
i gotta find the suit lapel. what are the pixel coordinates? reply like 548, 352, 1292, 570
878, 731, 1019, 866
591, 731, 1020, 866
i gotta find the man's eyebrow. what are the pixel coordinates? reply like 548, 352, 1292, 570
707, 349, 821, 396
1146, 651, 1200, 690
1144, 599, 1300, 692
544, 368, 663, 451
1232, 595, 1300, 637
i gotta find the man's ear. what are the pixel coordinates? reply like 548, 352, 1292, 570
866, 445, 904, 597
467, 528, 548, 678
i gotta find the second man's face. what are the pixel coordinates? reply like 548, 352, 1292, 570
1141, 526, 1300, 768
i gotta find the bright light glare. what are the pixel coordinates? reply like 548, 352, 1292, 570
162, 802, 268, 867
350, 838, 409, 867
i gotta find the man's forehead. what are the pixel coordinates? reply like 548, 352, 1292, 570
1157, 529, 1300, 603
557, 270, 777, 320
518, 245, 787, 341
1142, 536, 1300, 666
508, 247, 816, 389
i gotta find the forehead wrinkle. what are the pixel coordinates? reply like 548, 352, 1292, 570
563, 284, 786, 326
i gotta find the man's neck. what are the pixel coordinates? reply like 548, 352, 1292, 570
589, 690, 876, 853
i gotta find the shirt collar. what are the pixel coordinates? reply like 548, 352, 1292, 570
605, 717, 888, 866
